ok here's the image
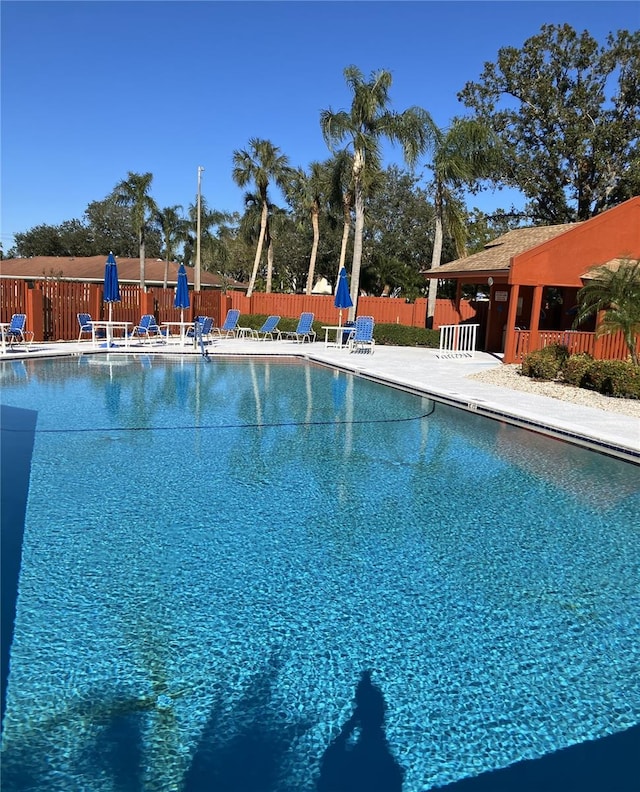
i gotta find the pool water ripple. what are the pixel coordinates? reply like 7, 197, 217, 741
0, 355, 638, 791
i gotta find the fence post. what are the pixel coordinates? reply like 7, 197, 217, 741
140, 289, 155, 317
26, 286, 44, 341
90, 284, 102, 321
413, 298, 427, 328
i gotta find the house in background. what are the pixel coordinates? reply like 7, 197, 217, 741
0, 256, 246, 291
0, 257, 247, 341
424, 196, 640, 363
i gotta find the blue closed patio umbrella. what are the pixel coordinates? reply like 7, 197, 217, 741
174, 263, 190, 324
103, 252, 121, 321
334, 267, 353, 328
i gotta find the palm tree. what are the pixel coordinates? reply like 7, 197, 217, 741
182, 197, 231, 274
328, 149, 355, 282
232, 138, 292, 297
239, 191, 281, 293
321, 66, 434, 318
155, 205, 187, 288
112, 171, 158, 289
289, 162, 331, 295
420, 118, 506, 324
574, 259, 640, 365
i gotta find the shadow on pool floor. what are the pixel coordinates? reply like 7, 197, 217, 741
434, 723, 640, 792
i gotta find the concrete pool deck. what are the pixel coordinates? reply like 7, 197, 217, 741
2, 337, 639, 462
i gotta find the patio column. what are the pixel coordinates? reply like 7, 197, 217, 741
455, 280, 463, 322
503, 284, 520, 363
528, 285, 544, 352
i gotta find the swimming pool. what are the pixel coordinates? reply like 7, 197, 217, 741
1, 354, 639, 791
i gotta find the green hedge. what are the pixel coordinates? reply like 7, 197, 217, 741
562, 353, 594, 387
237, 315, 439, 347
578, 359, 640, 399
522, 347, 639, 399
521, 343, 569, 380
372, 323, 439, 347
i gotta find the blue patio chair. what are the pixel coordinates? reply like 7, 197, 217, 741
186, 316, 214, 343
282, 312, 316, 343
212, 309, 240, 338
77, 312, 105, 342
6, 313, 34, 349
129, 314, 166, 343
254, 315, 281, 341
348, 316, 375, 354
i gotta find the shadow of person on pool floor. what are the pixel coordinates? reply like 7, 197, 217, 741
317, 669, 404, 792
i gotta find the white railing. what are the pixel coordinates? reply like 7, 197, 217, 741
437, 323, 479, 358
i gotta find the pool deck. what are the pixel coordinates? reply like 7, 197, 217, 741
2, 337, 639, 462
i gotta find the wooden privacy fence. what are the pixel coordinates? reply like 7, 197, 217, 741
227, 292, 429, 327
0, 280, 228, 341
1, 279, 489, 341
513, 329, 636, 363
3, 278, 634, 362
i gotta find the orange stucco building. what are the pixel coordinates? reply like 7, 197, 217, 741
426, 196, 640, 363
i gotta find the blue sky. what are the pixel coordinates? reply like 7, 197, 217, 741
2, 0, 638, 251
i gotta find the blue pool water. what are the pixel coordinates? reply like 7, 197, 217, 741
0, 354, 639, 791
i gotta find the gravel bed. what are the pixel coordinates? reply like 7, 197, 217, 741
468, 364, 640, 418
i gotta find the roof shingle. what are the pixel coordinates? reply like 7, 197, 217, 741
426, 223, 580, 276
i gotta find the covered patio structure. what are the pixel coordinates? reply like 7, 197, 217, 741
424, 196, 640, 363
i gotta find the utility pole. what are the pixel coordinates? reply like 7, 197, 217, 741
195, 165, 204, 292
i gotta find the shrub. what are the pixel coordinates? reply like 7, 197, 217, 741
584, 359, 640, 399
372, 323, 439, 347
521, 344, 569, 380
561, 353, 594, 387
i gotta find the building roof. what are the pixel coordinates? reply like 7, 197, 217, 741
425, 223, 580, 277
580, 257, 639, 279
0, 256, 247, 290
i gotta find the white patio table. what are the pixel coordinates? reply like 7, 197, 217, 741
321, 325, 353, 349
161, 321, 194, 346
90, 320, 131, 349
0, 322, 9, 354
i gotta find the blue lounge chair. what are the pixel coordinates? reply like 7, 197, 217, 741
212, 309, 240, 338
282, 312, 316, 343
348, 316, 375, 353
130, 314, 166, 343
254, 315, 281, 341
186, 316, 214, 343
77, 312, 105, 342
6, 314, 34, 349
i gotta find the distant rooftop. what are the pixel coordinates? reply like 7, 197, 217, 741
0, 256, 247, 290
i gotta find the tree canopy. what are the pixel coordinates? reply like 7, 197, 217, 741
10, 197, 161, 259
8, 30, 638, 296
321, 65, 434, 316
458, 24, 640, 223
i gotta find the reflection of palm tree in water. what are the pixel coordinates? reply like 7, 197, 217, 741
317, 670, 404, 792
